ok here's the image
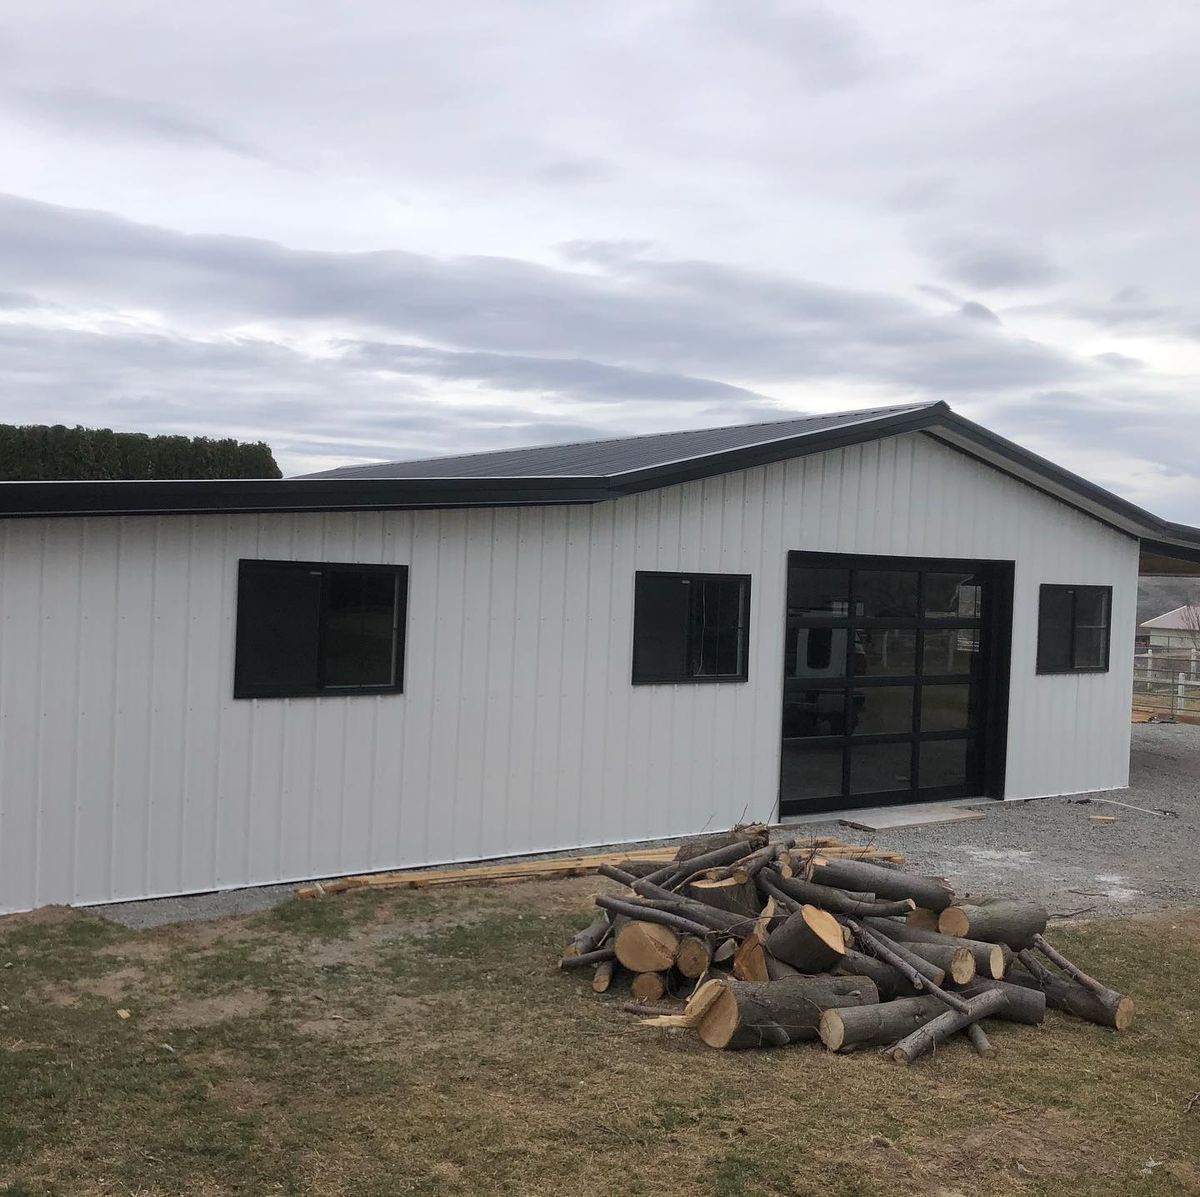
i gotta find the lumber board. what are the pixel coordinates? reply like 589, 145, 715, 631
295, 847, 676, 897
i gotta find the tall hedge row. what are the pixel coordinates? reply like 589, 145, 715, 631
0, 424, 282, 480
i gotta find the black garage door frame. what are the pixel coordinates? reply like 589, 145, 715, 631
777, 550, 1014, 817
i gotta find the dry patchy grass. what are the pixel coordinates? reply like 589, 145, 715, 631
0, 881, 1197, 1196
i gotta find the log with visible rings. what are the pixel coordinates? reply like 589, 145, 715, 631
697, 974, 880, 1050
631, 971, 668, 1002
675, 934, 713, 979
820, 994, 950, 1051
591, 958, 616, 993
1031, 933, 1132, 1019
765, 904, 846, 972
1012, 952, 1133, 1030
861, 916, 1010, 980
848, 921, 969, 1013
937, 899, 1048, 949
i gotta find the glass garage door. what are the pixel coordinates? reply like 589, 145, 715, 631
779, 552, 1007, 816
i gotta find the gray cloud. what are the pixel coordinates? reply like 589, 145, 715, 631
959, 301, 1001, 324
927, 237, 1062, 291
0, 194, 1084, 400
3, 86, 266, 160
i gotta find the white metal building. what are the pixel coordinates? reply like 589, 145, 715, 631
2, 400, 1199, 914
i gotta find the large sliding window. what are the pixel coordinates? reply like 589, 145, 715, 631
1036, 585, 1112, 674
632, 572, 750, 684
234, 560, 407, 698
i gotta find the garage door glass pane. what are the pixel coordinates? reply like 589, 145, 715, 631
925, 573, 982, 619
923, 629, 979, 676
788, 566, 849, 617
856, 570, 918, 618
920, 739, 970, 788
860, 628, 916, 676
849, 742, 912, 794
852, 686, 914, 735
921, 683, 972, 731
782, 684, 847, 737
780, 743, 843, 800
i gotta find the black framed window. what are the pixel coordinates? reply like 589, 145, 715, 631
234, 559, 407, 698
1036, 584, 1111, 674
632, 572, 750, 684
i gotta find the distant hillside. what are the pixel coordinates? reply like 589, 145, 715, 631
0, 424, 281, 481
1138, 576, 1199, 625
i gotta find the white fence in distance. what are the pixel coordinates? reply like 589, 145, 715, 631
1132, 649, 1200, 722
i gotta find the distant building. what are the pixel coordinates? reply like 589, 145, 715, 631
1139, 605, 1200, 653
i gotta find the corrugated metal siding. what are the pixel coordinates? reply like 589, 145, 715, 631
0, 432, 1138, 912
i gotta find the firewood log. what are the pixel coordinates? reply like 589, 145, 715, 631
562, 913, 611, 959
1011, 952, 1133, 1030
938, 899, 1048, 949
820, 994, 949, 1051
684, 876, 761, 919
672, 826, 769, 862
697, 974, 880, 1050
765, 872, 915, 918
765, 905, 846, 972
732, 936, 771, 981
559, 946, 616, 970
1030, 934, 1133, 1029
594, 895, 711, 938
836, 948, 907, 999
613, 920, 680, 972
853, 927, 945, 987
862, 916, 1010, 979
764, 954, 801, 981
806, 857, 953, 912
964, 1024, 995, 1056
675, 934, 714, 979
907, 908, 940, 931
631, 971, 669, 1002
591, 959, 616, 993
615, 859, 674, 878
953, 978, 1047, 1024
893, 942, 976, 986
888, 988, 1009, 1064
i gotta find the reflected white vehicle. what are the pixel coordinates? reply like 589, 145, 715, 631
782, 623, 867, 736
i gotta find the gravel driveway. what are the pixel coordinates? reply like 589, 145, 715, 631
798, 720, 1200, 920
97, 721, 1200, 928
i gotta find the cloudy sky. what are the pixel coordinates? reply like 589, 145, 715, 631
1, 1, 1198, 516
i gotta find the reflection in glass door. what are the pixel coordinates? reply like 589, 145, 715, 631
779, 552, 1009, 815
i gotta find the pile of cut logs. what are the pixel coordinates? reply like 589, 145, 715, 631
559, 826, 1133, 1064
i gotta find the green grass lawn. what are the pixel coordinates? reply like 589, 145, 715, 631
0, 879, 1197, 1196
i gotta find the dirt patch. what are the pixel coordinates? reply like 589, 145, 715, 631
148, 989, 271, 1029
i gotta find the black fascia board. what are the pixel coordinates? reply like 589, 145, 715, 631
0, 475, 612, 518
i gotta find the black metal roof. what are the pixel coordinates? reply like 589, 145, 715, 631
301, 402, 936, 480
0, 399, 1196, 562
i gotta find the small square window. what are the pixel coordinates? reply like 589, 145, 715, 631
235, 560, 407, 698
1036, 584, 1111, 674
632, 572, 750, 684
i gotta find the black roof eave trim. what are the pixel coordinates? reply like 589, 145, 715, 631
0, 477, 612, 518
